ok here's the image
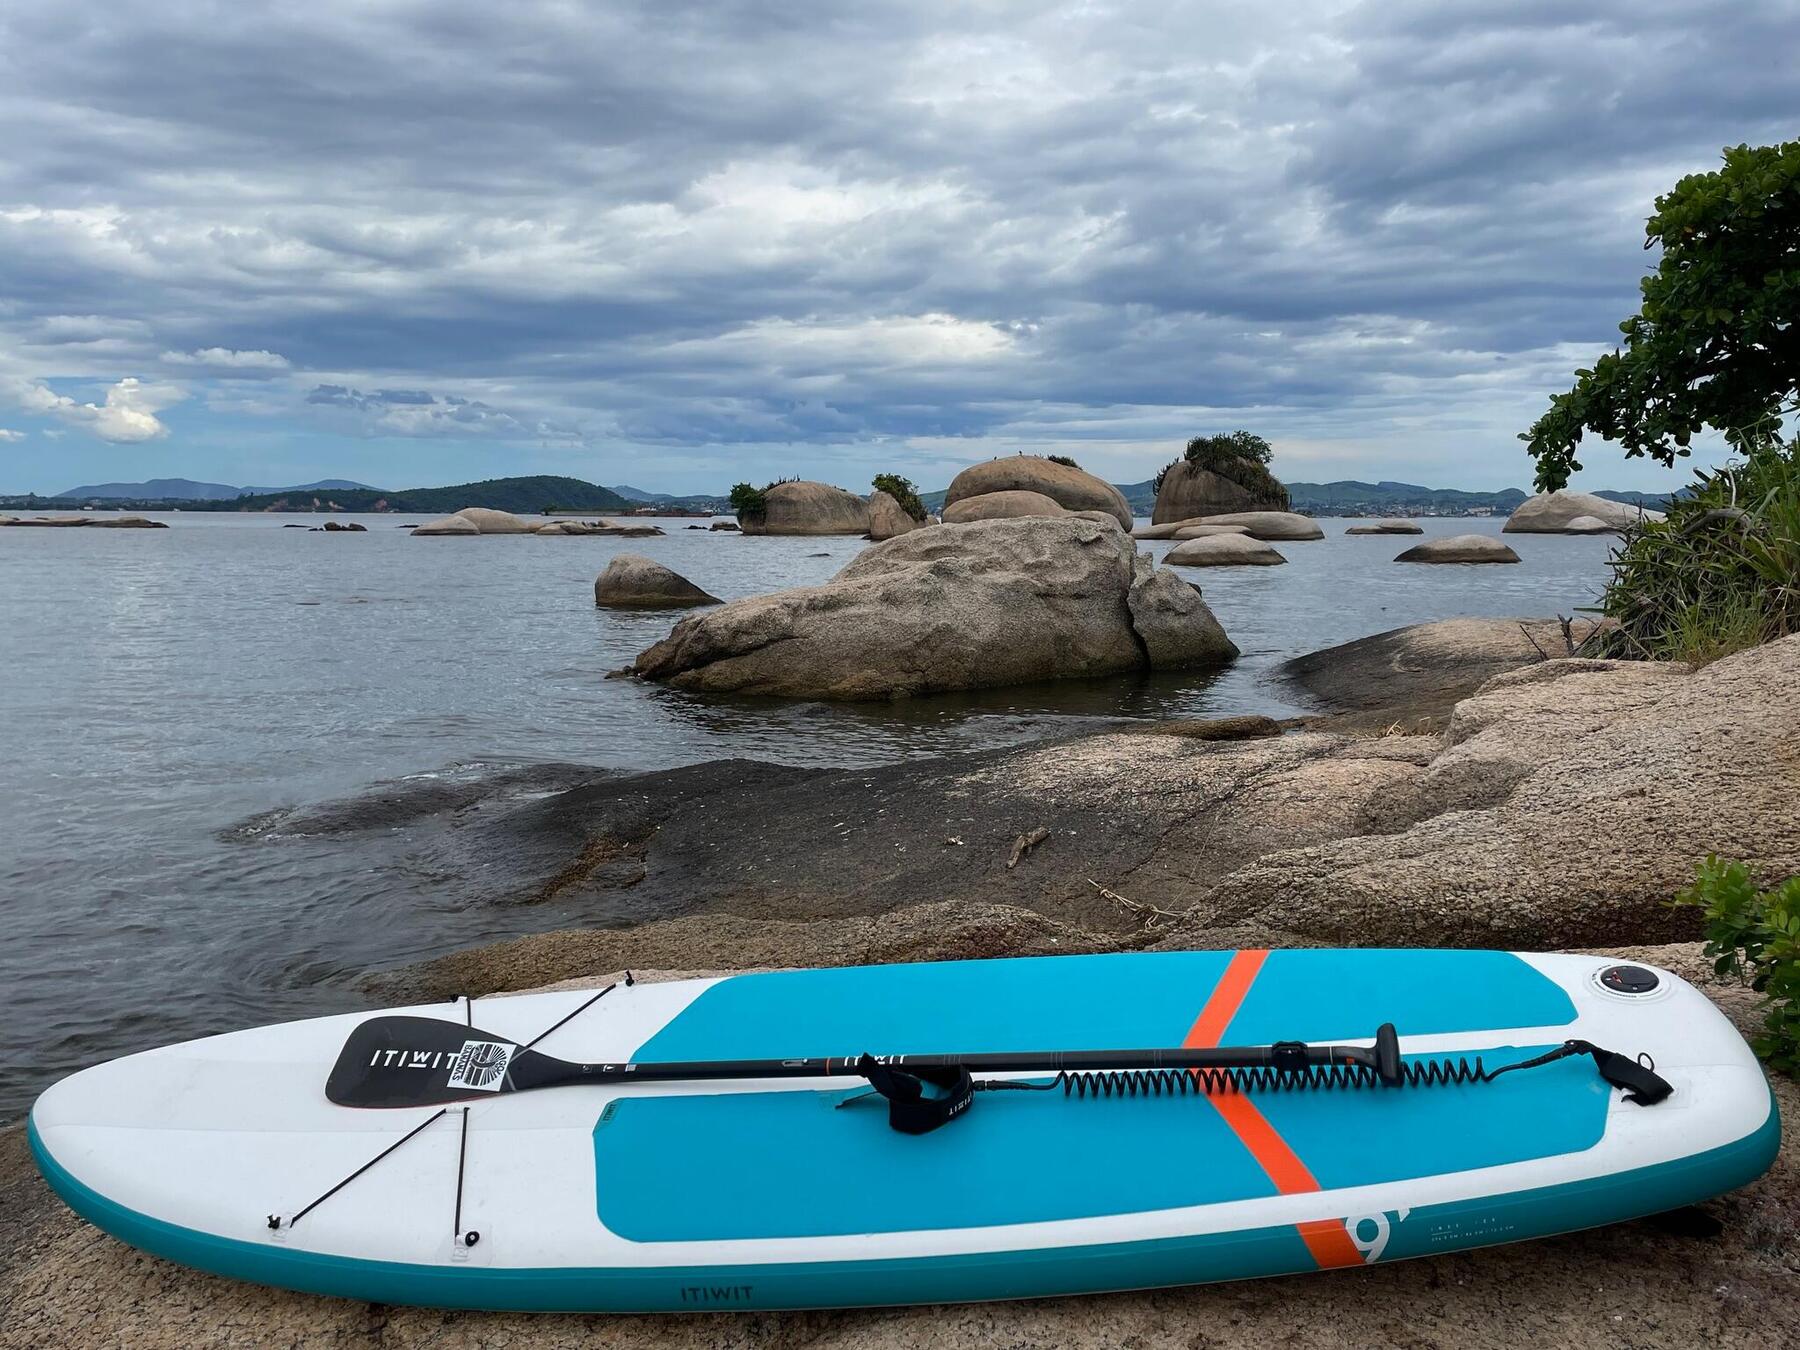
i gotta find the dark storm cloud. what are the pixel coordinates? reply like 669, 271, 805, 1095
0, 0, 1794, 482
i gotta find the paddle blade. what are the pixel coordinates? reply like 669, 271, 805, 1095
327, 1015, 529, 1108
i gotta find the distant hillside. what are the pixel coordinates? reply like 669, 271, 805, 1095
176, 475, 636, 514
1283, 481, 1530, 514
58, 477, 246, 501
609, 484, 729, 510
57, 477, 378, 501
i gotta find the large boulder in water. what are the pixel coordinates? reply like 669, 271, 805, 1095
1165, 534, 1287, 567
1396, 534, 1520, 564
1503, 490, 1665, 534
630, 516, 1236, 700
941, 490, 1067, 523
410, 514, 480, 536
943, 456, 1132, 530
595, 555, 720, 608
740, 481, 870, 535
1190, 511, 1323, 541
1152, 459, 1288, 524
867, 489, 922, 541
453, 507, 537, 534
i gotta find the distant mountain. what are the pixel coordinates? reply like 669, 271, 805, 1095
168, 474, 635, 515
57, 477, 377, 501
609, 484, 728, 510
240, 478, 378, 495
1283, 480, 1531, 514
57, 477, 246, 501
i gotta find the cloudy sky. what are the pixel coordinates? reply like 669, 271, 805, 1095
0, 1, 1793, 496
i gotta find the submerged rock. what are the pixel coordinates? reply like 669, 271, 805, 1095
1344, 519, 1423, 535
941, 489, 1067, 523
594, 555, 720, 608
943, 456, 1132, 529
1164, 534, 1287, 567
1395, 534, 1520, 564
739, 481, 870, 536
630, 516, 1235, 699
1504, 490, 1665, 533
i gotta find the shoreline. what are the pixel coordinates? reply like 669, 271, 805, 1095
6, 620, 1797, 1345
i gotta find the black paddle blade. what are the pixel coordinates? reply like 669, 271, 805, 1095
327, 1015, 545, 1108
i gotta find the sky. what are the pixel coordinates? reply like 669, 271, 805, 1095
0, 1, 1794, 497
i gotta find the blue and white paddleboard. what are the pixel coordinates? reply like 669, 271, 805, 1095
29, 949, 1778, 1311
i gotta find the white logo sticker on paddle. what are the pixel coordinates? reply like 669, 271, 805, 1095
446, 1039, 514, 1092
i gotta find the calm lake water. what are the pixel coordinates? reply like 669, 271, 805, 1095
0, 512, 1616, 1119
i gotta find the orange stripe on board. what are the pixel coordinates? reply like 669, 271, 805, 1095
1183, 948, 1267, 1049
1184, 948, 1365, 1272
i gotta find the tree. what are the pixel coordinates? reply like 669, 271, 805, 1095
1522, 140, 1800, 492
870, 473, 926, 521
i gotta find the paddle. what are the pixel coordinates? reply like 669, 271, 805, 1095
326, 1014, 1671, 1131
326, 1013, 1406, 1110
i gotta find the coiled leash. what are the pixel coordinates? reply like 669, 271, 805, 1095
851, 1026, 1672, 1135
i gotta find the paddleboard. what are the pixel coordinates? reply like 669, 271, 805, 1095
29, 949, 1779, 1311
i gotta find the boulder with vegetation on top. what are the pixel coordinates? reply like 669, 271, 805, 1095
943, 456, 1132, 530
630, 515, 1236, 699
739, 481, 871, 536
867, 489, 922, 541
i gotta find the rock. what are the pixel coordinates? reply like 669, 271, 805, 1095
1344, 519, 1422, 534
944, 456, 1132, 529
739, 481, 870, 536
453, 507, 538, 534
866, 489, 922, 541
1503, 490, 1665, 533
1563, 515, 1617, 534
319, 520, 365, 532
1279, 616, 1613, 732
1132, 715, 1285, 742
1164, 534, 1287, 567
1181, 511, 1322, 541
86, 516, 169, 529
1394, 534, 1520, 563
1170, 524, 1252, 539
411, 514, 480, 536
709, 520, 739, 532
1151, 459, 1288, 524
594, 555, 721, 608
631, 516, 1236, 699
1188, 635, 1800, 949
941, 489, 1068, 523
1072, 509, 1125, 530
6, 515, 90, 526
536, 521, 586, 534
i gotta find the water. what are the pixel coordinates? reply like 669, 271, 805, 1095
0, 512, 1615, 1119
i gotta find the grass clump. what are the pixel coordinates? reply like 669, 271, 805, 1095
871, 473, 927, 521
1595, 447, 1800, 663
1045, 454, 1081, 470
1673, 855, 1800, 1074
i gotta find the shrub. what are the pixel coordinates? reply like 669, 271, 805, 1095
729, 477, 799, 521
1045, 454, 1081, 469
871, 473, 926, 521
1593, 446, 1800, 663
1153, 431, 1287, 506
1672, 855, 1800, 1074
728, 482, 767, 521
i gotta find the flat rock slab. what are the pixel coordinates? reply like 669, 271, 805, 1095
1344, 519, 1423, 534
1187, 511, 1323, 541
1395, 534, 1520, 563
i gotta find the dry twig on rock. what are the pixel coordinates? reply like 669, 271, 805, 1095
1006, 827, 1051, 869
